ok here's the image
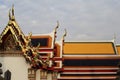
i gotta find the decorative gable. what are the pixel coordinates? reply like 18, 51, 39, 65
0, 6, 53, 69
0, 6, 65, 73
0, 30, 21, 51
0, 6, 26, 53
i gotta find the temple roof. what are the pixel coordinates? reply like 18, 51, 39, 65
64, 42, 117, 55
0, 6, 52, 69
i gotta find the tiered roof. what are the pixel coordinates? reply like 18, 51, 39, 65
64, 41, 117, 55
1, 6, 120, 80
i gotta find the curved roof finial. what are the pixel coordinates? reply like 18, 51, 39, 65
113, 33, 116, 43
54, 21, 59, 33
62, 29, 67, 41
11, 4, 15, 20
56, 20, 59, 28
9, 9, 11, 20
12, 4, 14, 16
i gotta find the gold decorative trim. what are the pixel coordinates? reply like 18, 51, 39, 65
0, 5, 52, 70
0, 51, 22, 57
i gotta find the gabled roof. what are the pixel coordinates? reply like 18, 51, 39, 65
64, 41, 117, 55
0, 6, 27, 51
0, 6, 50, 69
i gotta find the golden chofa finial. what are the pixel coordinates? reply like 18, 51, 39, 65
11, 4, 15, 21
9, 9, 11, 20
54, 21, 59, 33
8, 5, 15, 25
8, 9, 12, 25
12, 4, 14, 16
62, 29, 67, 41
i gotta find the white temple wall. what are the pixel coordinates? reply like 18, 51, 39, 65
36, 69, 52, 80
47, 72, 52, 80
0, 56, 30, 80
36, 69, 40, 80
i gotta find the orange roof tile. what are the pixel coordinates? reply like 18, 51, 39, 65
64, 42, 116, 55
116, 45, 120, 55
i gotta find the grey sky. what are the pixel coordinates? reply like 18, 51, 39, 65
0, 0, 120, 43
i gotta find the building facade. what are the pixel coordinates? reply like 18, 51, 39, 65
0, 6, 120, 80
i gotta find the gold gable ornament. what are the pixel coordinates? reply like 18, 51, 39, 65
11, 5, 15, 21
62, 29, 67, 43
8, 5, 15, 26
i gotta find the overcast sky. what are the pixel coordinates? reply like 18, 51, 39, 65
0, 0, 120, 43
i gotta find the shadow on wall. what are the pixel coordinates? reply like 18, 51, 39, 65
0, 63, 11, 80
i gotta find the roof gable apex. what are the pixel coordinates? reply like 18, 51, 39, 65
0, 6, 27, 50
